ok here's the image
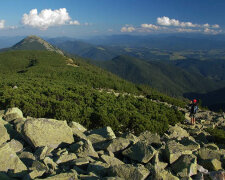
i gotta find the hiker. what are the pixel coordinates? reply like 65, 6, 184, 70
189, 99, 198, 125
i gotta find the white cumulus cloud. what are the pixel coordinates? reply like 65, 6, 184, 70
157, 16, 197, 27
0, 20, 5, 29
141, 24, 160, 30
177, 28, 201, 33
212, 24, 220, 28
121, 26, 135, 32
69, 20, 80, 25
22, 8, 71, 30
204, 28, 222, 34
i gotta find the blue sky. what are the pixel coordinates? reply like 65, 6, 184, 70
0, 0, 224, 37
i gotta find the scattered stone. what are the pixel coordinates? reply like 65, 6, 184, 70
4, 108, 23, 122
207, 170, 225, 180
0, 143, 27, 174
105, 137, 131, 153
35, 146, 54, 160
122, 141, 156, 163
23, 118, 74, 148
107, 164, 150, 180
165, 140, 192, 164
87, 161, 110, 176
8, 139, 23, 153
200, 159, 223, 171
70, 139, 99, 158
121, 132, 139, 144
197, 164, 208, 174
37, 171, 78, 180
171, 154, 197, 178
18, 151, 36, 167
43, 157, 58, 171
87, 133, 107, 144
166, 125, 190, 140
86, 126, 116, 140
0, 123, 10, 146
138, 131, 161, 146
73, 157, 90, 166
55, 153, 77, 164
101, 155, 124, 166
69, 121, 87, 133
152, 169, 180, 180
198, 147, 223, 161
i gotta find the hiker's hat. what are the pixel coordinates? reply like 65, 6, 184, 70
193, 99, 197, 103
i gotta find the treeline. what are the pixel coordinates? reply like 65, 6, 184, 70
0, 50, 186, 135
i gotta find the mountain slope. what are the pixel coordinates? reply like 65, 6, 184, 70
94, 55, 223, 96
0, 49, 186, 135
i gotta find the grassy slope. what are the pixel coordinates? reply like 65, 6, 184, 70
0, 50, 186, 135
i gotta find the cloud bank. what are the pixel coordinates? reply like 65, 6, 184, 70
121, 16, 222, 35
121, 26, 135, 32
0, 20, 5, 29
22, 8, 71, 30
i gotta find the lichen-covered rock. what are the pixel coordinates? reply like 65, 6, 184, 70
69, 121, 87, 132
198, 148, 223, 161
43, 157, 58, 171
138, 131, 161, 146
104, 137, 131, 153
200, 159, 222, 171
34, 146, 54, 160
207, 170, 225, 180
23, 118, 74, 148
101, 155, 124, 166
70, 139, 99, 158
87, 161, 110, 176
36, 171, 78, 180
18, 151, 36, 167
122, 141, 156, 163
171, 154, 197, 178
87, 133, 107, 144
165, 140, 192, 164
73, 157, 90, 166
152, 169, 179, 180
86, 126, 116, 140
0, 143, 27, 174
145, 152, 168, 173
166, 125, 189, 140
107, 164, 150, 180
55, 153, 77, 164
179, 137, 200, 151
121, 133, 139, 144
4, 108, 23, 122
8, 139, 23, 153
0, 124, 10, 146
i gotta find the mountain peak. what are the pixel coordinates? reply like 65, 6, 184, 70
11, 35, 64, 55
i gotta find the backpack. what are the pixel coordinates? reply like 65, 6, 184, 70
192, 105, 198, 114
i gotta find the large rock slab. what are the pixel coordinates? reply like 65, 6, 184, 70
23, 118, 74, 148
198, 147, 224, 161
104, 137, 131, 153
171, 154, 197, 178
165, 140, 193, 164
107, 164, 150, 180
122, 141, 156, 163
0, 123, 10, 146
0, 143, 27, 174
200, 159, 223, 171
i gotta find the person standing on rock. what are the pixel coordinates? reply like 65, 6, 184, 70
189, 99, 198, 125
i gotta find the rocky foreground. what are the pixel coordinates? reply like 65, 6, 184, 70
0, 108, 225, 180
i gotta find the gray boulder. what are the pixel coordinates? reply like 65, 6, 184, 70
107, 164, 150, 180
4, 108, 23, 122
101, 155, 124, 166
0, 123, 10, 146
22, 118, 74, 148
122, 141, 156, 163
171, 154, 197, 178
0, 143, 27, 174
165, 140, 192, 164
